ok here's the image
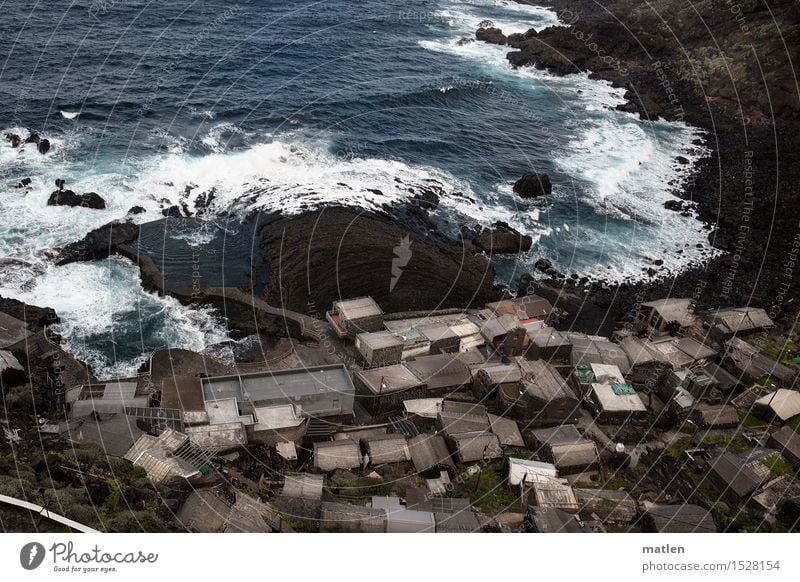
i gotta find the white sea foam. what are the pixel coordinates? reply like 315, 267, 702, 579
60, 111, 80, 120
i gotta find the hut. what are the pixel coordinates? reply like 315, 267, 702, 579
353, 364, 425, 415
587, 380, 648, 424
531, 425, 600, 475
485, 295, 554, 322
530, 479, 579, 512
768, 427, 800, 469
498, 359, 580, 424
363, 434, 411, 465
724, 337, 795, 383
448, 431, 503, 463
408, 434, 455, 474
488, 414, 525, 447
708, 450, 771, 504
369, 497, 436, 533
621, 336, 673, 385
753, 389, 800, 423
471, 361, 523, 400
570, 338, 631, 375
321, 502, 386, 533
282, 473, 324, 501
707, 307, 774, 340
525, 326, 571, 363
313, 439, 362, 472
404, 351, 483, 395
434, 510, 482, 533
326, 296, 384, 339
508, 458, 558, 487
523, 506, 583, 533
689, 404, 739, 429
479, 314, 527, 356
639, 503, 716, 533
635, 298, 694, 335
417, 323, 461, 354
355, 331, 404, 367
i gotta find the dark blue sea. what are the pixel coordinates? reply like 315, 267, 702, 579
0, 0, 711, 378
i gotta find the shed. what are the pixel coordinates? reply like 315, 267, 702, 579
321, 502, 386, 533
185, 421, 248, 450
570, 338, 631, 375
530, 478, 579, 512
248, 403, 307, 445
434, 510, 482, 533
754, 389, 800, 423
354, 364, 425, 415
639, 503, 716, 533
471, 361, 522, 400
708, 451, 770, 503
479, 313, 527, 356
524, 507, 583, 533
403, 397, 443, 419
531, 426, 600, 475
448, 431, 502, 463
767, 427, 800, 469
708, 307, 774, 338
404, 352, 482, 393
408, 434, 455, 473
488, 414, 525, 447
674, 337, 718, 364
327, 296, 384, 339
525, 326, 571, 362
508, 458, 558, 487
313, 439, 362, 471
499, 359, 580, 423
699, 363, 740, 393
637, 298, 694, 333
363, 434, 411, 464
689, 404, 739, 429
573, 488, 637, 523
417, 323, 461, 354
282, 473, 325, 501
724, 337, 795, 383
486, 295, 554, 321
437, 409, 490, 437
588, 381, 647, 424
355, 331, 404, 367
370, 496, 436, 533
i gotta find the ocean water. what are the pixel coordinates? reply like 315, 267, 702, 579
0, 0, 711, 378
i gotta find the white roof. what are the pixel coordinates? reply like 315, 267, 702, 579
253, 404, 305, 430
206, 398, 253, 426
591, 383, 647, 413
508, 458, 558, 487
590, 363, 624, 384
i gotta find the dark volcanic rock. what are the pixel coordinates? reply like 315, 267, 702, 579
162, 205, 182, 217
513, 174, 552, 198
37, 138, 51, 154
476, 27, 507, 45
474, 226, 532, 254
24, 133, 40, 145
127, 205, 146, 215
535, 258, 553, 272
260, 208, 499, 314
15, 178, 32, 189
47, 190, 106, 210
5, 133, 22, 148
55, 220, 140, 266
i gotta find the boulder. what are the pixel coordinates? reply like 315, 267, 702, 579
37, 138, 51, 154
534, 258, 553, 272
513, 174, 552, 199
5, 133, 22, 148
127, 205, 146, 215
47, 190, 106, 210
24, 133, 40, 145
15, 178, 32, 189
55, 220, 140, 266
162, 205, 182, 217
476, 27, 507, 45
474, 225, 532, 254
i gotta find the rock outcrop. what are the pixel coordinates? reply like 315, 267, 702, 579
47, 190, 106, 210
55, 220, 140, 266
513, 174, 552, 199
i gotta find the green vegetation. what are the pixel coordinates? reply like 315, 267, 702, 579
737, 410, 768, 429
328, 471, 390, 498
759, 454, 795, 479
465, 462, 518, 512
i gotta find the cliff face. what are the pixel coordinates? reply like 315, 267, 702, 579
505, 0, 800, 312
258, 207, 500, 315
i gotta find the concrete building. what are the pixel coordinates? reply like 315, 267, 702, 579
355, 330, 404, 367
313, 439, 362, 471
635, 298, 694, 335
327, 296, 384, 339
353, 364, 426, 415
479, 313, 527, 356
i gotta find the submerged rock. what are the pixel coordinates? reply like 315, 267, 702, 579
5, 133, 22, 148
47, 190, 106, 209
513, 173, 552, 198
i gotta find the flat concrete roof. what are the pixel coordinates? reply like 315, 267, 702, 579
201, 364, 355, 404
